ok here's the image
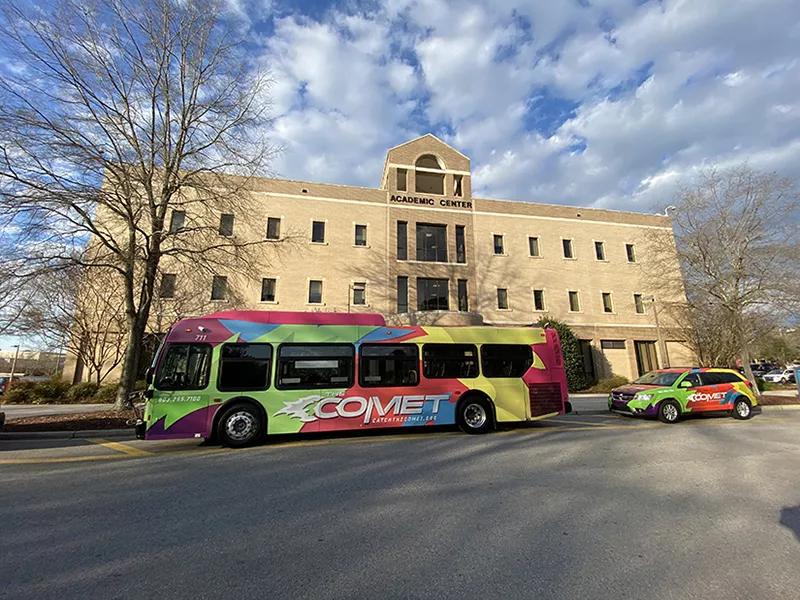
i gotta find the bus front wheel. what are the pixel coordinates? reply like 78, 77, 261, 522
217, 403, 264, 448
457, 396, 493, 434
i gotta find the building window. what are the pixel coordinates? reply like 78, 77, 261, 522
276, 344, 354, 390
415, 155, 444, 195
417, 278, 449, 311
602, 292, 614, 313
359, 344, 419, 387
261, 278, 276, 302
493, 234, 505, 255
568, 291, 580, 312
595, 241, 606, 261
626, 243, 636, 263
457, 279, 469, 312
562, 239, 574, 259
211, 275, 227, 301
455, 225, 466, 263
352, 282, 366, 305
311, 221, 326, 243
397, 221, 407, 260
533, 289, 545, 311
397, 168, 407, 192
497, 288, 509, 310
454, 175, 463, 197
355, 224, 367, 246
528, 236, 540, 257
219, 213, 234, 237
634, 294, 646, 314
423, 344, 479, 379
218, 343, 272, 392
397, 276, 408, 313
601, 340, 626, 350
416, 224, 448, 262
266, 217, 281, 240
159, 274, 176, 298
308, 280, 323, 304
169, 210, 185, 233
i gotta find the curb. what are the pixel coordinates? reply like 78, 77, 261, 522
0, 428, 135, 441
760, 404, 800, 411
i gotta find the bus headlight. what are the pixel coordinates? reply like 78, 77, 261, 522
635, 393, 653, 401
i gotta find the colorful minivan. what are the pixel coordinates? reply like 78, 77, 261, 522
609, 368, 759, 423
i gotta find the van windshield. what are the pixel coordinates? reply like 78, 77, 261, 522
633, 371, 681, 387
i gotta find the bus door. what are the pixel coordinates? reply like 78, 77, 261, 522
480, 344, 534, 422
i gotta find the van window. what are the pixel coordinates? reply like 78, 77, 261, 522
700, 372, 744, 386
155, 344, 211, 390
359, 345, 419, 387
277, 344, 354, 389
423, 344, 479, 379
481, 344, 533, 378
218, 344, 272, 391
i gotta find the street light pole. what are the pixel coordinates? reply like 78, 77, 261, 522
9, 344, 20, 383
642, 296, 669, 369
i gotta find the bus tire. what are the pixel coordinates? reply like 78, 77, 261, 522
457, 395, 493, 434
216, 402, 265, 448
658, 399, 681, 424
732, 397, 753, 420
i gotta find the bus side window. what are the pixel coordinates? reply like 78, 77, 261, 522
359, 344, 419, 387
276, 344, 355, 390
481, 344, 533, 378
422, 344, 479, 379
218, 343, 272, 392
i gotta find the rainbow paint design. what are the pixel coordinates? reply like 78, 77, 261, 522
608, 367, 758, 421
142, 311, 569, 441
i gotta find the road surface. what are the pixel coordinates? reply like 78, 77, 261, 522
1, 408, 799, 600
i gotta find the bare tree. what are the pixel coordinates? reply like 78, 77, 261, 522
0, 0, 280, 408
647, 165, 800, 391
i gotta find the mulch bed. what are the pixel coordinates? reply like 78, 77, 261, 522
2, 410, 136, 432
759, 394, 800, 405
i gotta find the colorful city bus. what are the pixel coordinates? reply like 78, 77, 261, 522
137, 311, 571, 446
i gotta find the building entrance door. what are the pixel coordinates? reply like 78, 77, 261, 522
634, 341, 659, 376
578, 340, 596, 384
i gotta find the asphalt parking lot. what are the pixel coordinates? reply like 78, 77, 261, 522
2, 406, 799, 600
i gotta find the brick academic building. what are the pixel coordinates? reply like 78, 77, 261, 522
64, 134, 693, 384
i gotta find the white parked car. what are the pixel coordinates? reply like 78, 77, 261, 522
762, 368, 796, 384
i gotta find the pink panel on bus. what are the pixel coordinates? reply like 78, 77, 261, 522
203, 311, 386, 326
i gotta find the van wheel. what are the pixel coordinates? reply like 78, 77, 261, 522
217, 403, 264, 447
732, 397, 753, 420
457, 396, 493, 434
658, 400, 681, 424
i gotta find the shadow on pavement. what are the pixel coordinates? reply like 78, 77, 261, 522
780, 506, 800, 543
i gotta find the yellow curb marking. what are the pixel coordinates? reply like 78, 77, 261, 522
0, 455, 128, 465
88, 438, 154, 457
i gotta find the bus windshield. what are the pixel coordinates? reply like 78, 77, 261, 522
155, 344, 212, 390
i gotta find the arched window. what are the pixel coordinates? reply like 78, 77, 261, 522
415, 154, 443, 169
415, 154, 444, 195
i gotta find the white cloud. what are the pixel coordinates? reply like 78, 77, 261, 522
248, 0, 800, 212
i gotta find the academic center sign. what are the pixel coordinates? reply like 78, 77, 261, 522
389, 194, 473, 210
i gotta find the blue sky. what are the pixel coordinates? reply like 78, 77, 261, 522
236, 0, 800, 212
3, 0, 800, 351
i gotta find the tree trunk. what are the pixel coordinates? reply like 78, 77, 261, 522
738, 332, 761, 398
113, 314, 147, 410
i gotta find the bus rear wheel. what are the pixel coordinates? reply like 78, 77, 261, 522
732, 397, 753, 420
217, 403, 264, 448
457, 396, 493, 434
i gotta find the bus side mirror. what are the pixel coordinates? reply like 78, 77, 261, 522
679, 381, 692, 388
145, 367, 154, 386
